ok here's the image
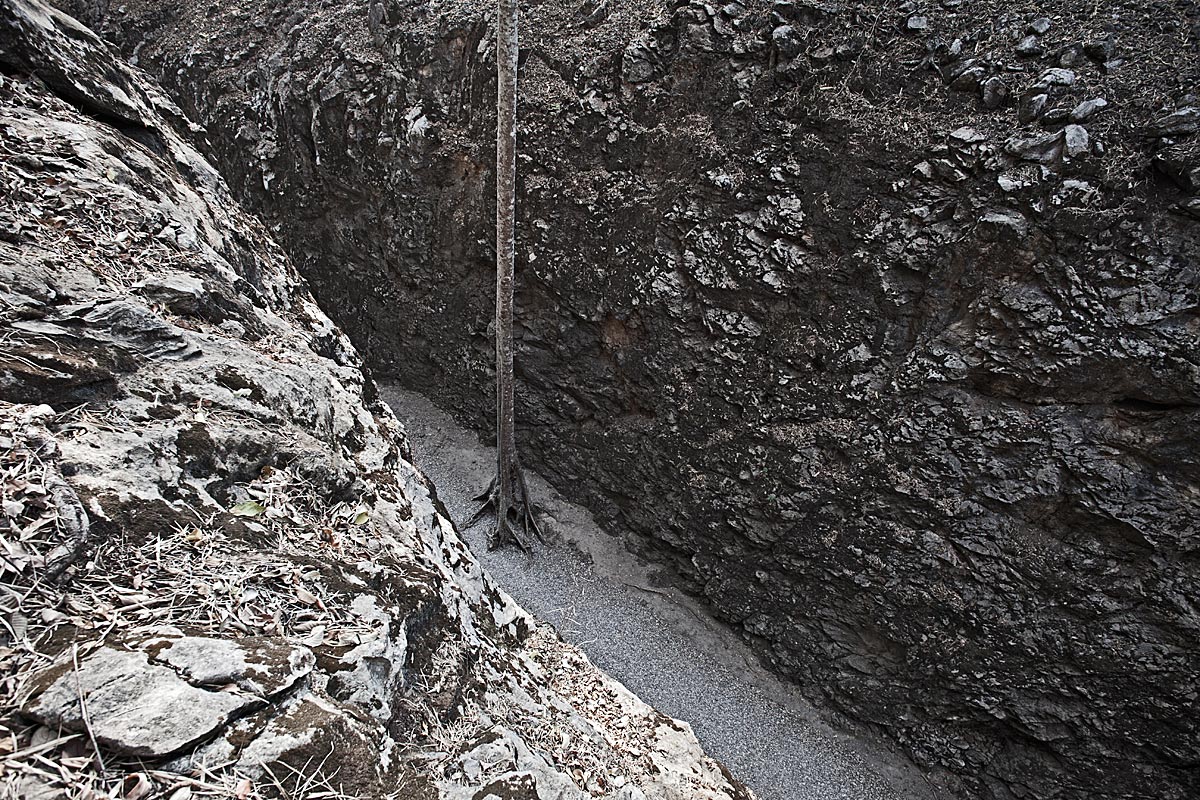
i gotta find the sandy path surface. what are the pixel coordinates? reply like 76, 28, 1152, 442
383, 385, 936, 800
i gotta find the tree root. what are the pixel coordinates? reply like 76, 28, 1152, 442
466, 467, 545, 553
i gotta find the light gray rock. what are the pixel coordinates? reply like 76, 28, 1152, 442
1070, 97, 1108, 121
23, 648, 256, 757
1037, 67, 1077, 86
1028, 18, 1053, 35
979, 209, 1031, 238
147, 635, 315, 696
1005, 130, 1062, 163
1016, 35, 1043, 56
134, 273, 206, 314
949, 126, 986, 147
1063, 124, 1090, 157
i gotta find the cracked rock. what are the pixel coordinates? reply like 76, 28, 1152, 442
144, 634, 315, 697
1005, 130, 1063, 162
23, 648, 257, 757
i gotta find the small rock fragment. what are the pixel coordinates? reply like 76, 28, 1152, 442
949, 127, 986, 149
1019, 93, 1049, 124
1016, 35, 1043, 56
1041, 107, 1071, 128
1063, 124, 1090, 157
1058, 46, 1085, 67
979, 209, 1031, 238
950, 65, 986, 91
981, 76, 1009, 109
772, 25, 803, 59
997, 174, 1025, 192
1070, 98, 1108, 121
1005, 130, 1062, 163
1037, 68, 1077, 87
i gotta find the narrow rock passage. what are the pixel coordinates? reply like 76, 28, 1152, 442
383, 386, 937, 800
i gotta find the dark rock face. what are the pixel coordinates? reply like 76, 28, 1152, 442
66, 2, 1200, 798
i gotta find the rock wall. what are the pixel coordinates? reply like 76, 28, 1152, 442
0, 3, 753, 798
59, 1, 1200, 798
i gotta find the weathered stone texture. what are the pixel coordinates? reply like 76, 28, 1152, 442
60, 1, 1200, 798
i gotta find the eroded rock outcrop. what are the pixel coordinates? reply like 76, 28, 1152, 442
54, 2, 1200, 799
0, 3, 752, 798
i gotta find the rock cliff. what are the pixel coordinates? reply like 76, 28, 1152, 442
0, 2, 753, 798
48, 1, 1200, 799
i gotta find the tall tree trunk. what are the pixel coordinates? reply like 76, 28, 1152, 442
495, 0, 517, 539
471, 0, 541, 551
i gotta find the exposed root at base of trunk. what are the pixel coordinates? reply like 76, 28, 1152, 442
466, 468, 545, 553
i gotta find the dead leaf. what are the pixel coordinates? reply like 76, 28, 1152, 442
234, 777, 253, 799
122, 773, 152, 800
301, 625, 326, 647
39, 608, 68, 624
230, 501, 266, 518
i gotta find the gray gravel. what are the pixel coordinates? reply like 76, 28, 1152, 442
383, 386, 937, 800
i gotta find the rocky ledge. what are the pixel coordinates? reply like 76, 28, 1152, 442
0, 3, 752, 798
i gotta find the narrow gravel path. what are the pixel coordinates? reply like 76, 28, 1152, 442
383, 386, 938, 800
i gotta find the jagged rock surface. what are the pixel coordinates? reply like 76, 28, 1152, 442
58, 1, 1200, 799
0, 3, 753, 799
